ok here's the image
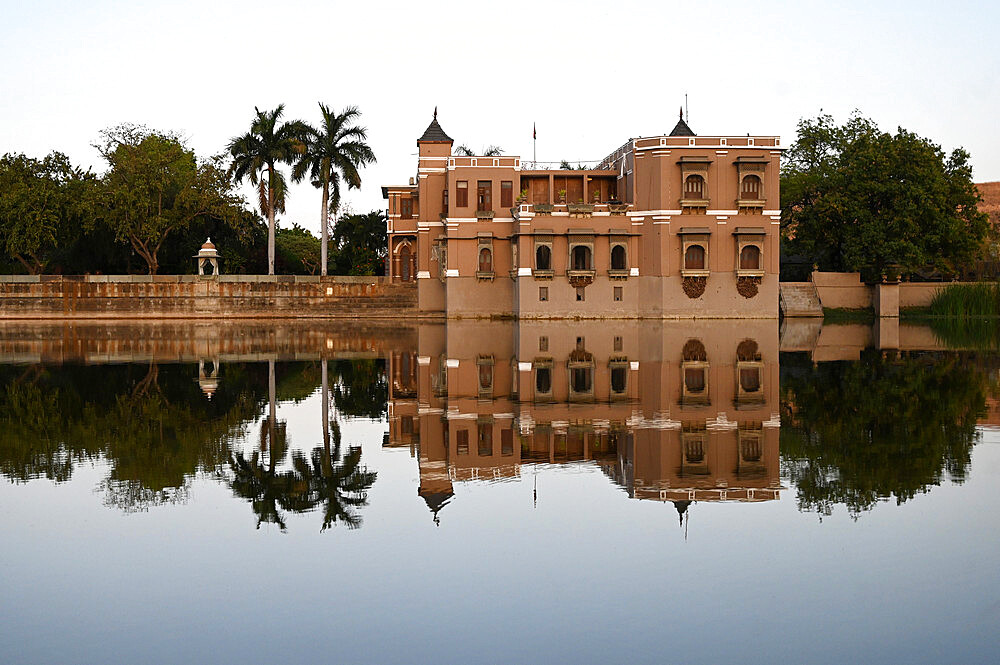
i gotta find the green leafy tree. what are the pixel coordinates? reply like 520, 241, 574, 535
330, 210, 387, 275
95, 125, 248, 274
228, 106, 309, 275
781, 112, 988, 278
293, 104, 376, 276
275, 223, 322, 274
0, 152, 96, 274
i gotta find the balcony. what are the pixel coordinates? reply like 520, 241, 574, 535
476, 209, 495, 220
736, 198, 765, 212
566, 269, 596, 287
608, 269, 630, 280
680, 198, 710, 212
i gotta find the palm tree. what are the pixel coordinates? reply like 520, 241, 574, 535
228, 105, 309, 274
455, 144, 503, 157
293, 104, 375, 276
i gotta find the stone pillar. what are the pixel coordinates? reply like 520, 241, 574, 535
875, 283, 899, 318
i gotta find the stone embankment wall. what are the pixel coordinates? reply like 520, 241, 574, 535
0, 319, 424, 363
808, 272, 972, 311
0, 275, 420, 319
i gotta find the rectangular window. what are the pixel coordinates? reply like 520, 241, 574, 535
477, 423, 493, 456
614, 335, 623, 352
614, 286, 623, 302
539, 287, 548, 302
576, 287, 585, 302
456, 181, 468, 207
501, 429, 514, 456
501, 181, 513, 208
400, 198, 412, 218
456, 429, 469, 455
477, 180, 492, 212
539, 336, 548, 351
443, 189, 449, 211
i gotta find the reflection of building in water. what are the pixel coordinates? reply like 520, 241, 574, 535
198, 358, 221, 399
387, 321, 782, 523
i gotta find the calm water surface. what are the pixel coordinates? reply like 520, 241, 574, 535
1, 320, 998, 664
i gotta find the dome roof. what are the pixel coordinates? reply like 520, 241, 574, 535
195, 238, 219, 258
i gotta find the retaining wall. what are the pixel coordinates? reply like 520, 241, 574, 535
0, 275, 420, 319
810, 272, 965, 310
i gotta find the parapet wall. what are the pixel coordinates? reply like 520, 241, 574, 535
0, 275, 420, 319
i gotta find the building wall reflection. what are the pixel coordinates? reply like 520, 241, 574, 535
387, 321, 782, 521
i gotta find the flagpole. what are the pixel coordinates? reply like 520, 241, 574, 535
533, 122, 537, 166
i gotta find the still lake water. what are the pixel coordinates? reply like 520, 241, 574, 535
1, 319, 998, 664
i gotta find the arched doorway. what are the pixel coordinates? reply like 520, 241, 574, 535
399, 245, 411, 281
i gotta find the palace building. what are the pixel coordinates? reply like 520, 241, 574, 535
383, 110, 782, 318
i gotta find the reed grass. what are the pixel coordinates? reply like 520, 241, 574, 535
927, 282, 1000, 318
926, 316, 1000, 350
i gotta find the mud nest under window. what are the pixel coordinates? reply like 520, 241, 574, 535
682, 276, 707, 299
737, 276, 761, 298
568, 275, 594, 288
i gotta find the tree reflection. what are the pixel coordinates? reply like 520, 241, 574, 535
0, 362, 268, 499
330, 358, 387, 419
228, 359, 377, 531
289, 421, 377, 531
781, 350, 990, 518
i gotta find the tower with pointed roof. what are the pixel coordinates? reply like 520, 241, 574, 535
669, 106, 695, 137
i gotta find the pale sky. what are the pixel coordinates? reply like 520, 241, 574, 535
2, 0, 998, 238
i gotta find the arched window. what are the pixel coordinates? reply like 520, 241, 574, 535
739, 245, 760, 270
684, 244, 705, 270
741, 174, 762, 199
479, 363, 493, 391
395, 352, 415, 394
478, 247, 493, 273
684, 174, 705, 198
572, 245, 592, 271
736, 339, 760, 361
399, 245, 412, 281
611, 244, 627, 271
536, 244, 551, 270
682, 339, 707, 362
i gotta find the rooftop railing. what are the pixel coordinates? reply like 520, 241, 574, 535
512, 202, 632, 219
